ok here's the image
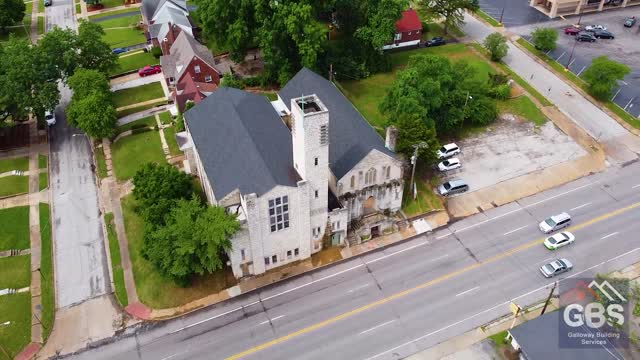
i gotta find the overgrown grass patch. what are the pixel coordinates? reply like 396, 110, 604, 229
0, 156, 28, 173
158, 111, 172, 125
402, 172, 443, 217
0, 292, 31, 359
121, 195, 238, 309
39, 202, 54, 340
95, 146, 108, 179
0, 206, 29, 251
163, 126, 182, 156
111, 131, 165, 180
0, 26, 30, 42
105, 212, 128, 307
498, 96, 547, 126
0, 255, 30, 289
113, 82, 165, 108
0, 176, 29, 197
488, 330, 509, 348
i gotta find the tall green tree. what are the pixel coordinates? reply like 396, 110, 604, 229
66, 69, 116, 138
36, 27, 80, 81
582, 56, 630, 101
392, 112, 439, 164
531, 27, 558, 52
419, 0, 478, 34
66, 68, 110, 98
0, 0, 25, 32
483, 32, 508, 62
76, 20, 118, 75
141, 197, 239, 286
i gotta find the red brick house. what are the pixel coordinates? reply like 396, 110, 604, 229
173, 74, 218, 112
141, 0, 192, 54
383, 8, 422, 50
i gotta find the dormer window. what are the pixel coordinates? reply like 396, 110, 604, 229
194, 65, 201, 74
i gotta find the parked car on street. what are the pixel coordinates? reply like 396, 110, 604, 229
437, 158, 461, 172
593, 29, 615, 39
584, 24, 606, 31
564, 26, 581, 35
438, 179, 468, 196
436, 143, 460, 159
44, 0, 52, 6
425, 37, 446, 47
138, 65, 162, 77
624, 16, 636, 27
44, 111, 56, 126
576, 32, 596, 42
543, 231, 575, 250
540, 258, 573, 278
112, 48, 127, 55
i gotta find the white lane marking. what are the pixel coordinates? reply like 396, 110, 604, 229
364, 247, 640, 360
366, 240, 431, 265
436, 233, 451, 240
429, 254, 449, 262
570, 202, 592, 211
633, 184, 640, 189
503, 225, 527, 236
540, 257, 553, 264
258, 315, 285, 325
171, 180, 601, 334
601, 232, 619, 240
455, 286, 480, 297
348, 284, 370, 293
359, 320, 396, 335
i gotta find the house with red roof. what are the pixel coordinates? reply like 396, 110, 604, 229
383, 8, 423, 50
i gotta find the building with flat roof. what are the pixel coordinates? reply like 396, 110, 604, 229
530, 0, 640, 18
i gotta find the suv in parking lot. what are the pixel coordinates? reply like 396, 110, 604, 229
438, 179, 468, 196
576, 32, 596, 42
624, 16, 636, 27
436, 143, 460, 159
592, 29, 614, 39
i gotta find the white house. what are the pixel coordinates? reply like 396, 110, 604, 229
183, 68, 404, 278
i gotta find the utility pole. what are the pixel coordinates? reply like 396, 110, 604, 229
329, 64, 333, 82
409, 142, 429, 200
541, 281, 558, 315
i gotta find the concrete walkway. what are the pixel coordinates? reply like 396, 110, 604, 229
110, 73, 162, 92
116, 103, 172, 126
115, 97, 166, 112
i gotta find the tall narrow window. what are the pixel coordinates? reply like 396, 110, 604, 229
194, 65, 201, 73
386, 166, 391, 179
241, 249, 246, 261
314, 157, 318, 166
268, 196, 290, 232
350, 175, 355, 188
294, 248, 299, 256
265, 257, 270, 265
272, 255, 278, 264
320, 124, 328, 145
315, 190, 319, 198
366, 168, 377, 185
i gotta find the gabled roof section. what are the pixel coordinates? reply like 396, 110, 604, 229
278, 68, 396, 179
169, 32, 226, 80
142, 0, 186, 23
395, 8, 422, 33
184, 88, 301, 200
153, 5, 191, 30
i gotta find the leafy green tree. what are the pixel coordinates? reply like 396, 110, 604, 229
36, 27, 79, 81
66, 68, 110, 98
419, 0, 478, 34
393, 112, 439, 164
483, 32, 508, 62
582, 56, 631, 101
141, 197, 239, 286
531, 27, 558, 52
132, 163, 195, 224
65, 92, 117, 138
354, 0, 408, 50
0, 0, 25, 32
76, 20, 118, 75
220, 73, 245, 89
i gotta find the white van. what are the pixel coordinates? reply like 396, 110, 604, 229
539, 212, 571, 234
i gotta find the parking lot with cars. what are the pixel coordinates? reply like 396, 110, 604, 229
436, 115, 586, 196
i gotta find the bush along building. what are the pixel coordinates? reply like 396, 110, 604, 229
182, 68, 404, 278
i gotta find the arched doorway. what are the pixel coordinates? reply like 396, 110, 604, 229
363, 196, 376, 216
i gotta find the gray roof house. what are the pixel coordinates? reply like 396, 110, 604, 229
141, 0, 187, 24
160, 32, 229, 84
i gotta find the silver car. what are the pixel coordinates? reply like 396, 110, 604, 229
540, 258, 573, 278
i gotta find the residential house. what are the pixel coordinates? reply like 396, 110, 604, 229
141, 0, 192, 53
530, 0, 639, 18
182, 68, 404, 278
383, 8, 422, 50
173, 75, 218, 112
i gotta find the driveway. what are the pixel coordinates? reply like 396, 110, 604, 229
512, 8, 640, 117
439, 115, 586, 193
110, 73, 163, 91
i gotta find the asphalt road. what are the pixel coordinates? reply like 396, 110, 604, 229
47, 0, 111, 308
71, 160, 640, 360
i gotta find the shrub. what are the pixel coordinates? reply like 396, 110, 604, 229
531, 27, 558, 52
483, 32, 508, 62
490, 84, 510, 100
151, 46, 162, 58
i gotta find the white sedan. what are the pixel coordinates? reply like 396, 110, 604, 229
438, 158, 461, 172
543, 231, 575, 250
585, 24, 607, 31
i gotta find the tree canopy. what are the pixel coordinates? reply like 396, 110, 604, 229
65, 69, 117, 138
0, 0, 25, 32
141, 197, 239, 286
582, 56, 630, 101
531, 27, 558, 52
418, 0, 478, 33
483, 32, 508, 62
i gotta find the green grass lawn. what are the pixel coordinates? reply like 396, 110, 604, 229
95, 146, 108, 179
117, 114, 157, 133
0, 255, 30, 289
113, 82, 165, 108
23, 2, 32, 25
0, 26, 30, 42
0, 176, 29, 197
111, 130, 165, 180
0, 156, 28, 173
103, 27, 146, 48
89, 8, 138, 20
163, 126, 182, 156
499, 96, 547, 126
94, 0, 128, 10
38, 154, 47, 169
105, 212, 128, 307
121, 195, 238, 309
37, 0, 44, 12
39, 202, 54, 340
37, 16, 43, 35
75, 2, 80, 14
0, 292, 31, 359
475, 9, 502, 27
96, 13, 140, 28
488, 330, 509, 349
402, 171, 443, 217
38, 172, 48, 191
340, 44, 494, 130
110, 50, 158, 76
0, 206, 29, 251
263, 92, 278, 101
116, 100, 167, 118
158, 111, 172, 125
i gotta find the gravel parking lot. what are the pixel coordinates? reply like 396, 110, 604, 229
512, 8, 640, 116
438, 115, 586, 193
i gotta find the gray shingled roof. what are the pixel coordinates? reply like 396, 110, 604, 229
169, 32, 226, 79
279, 68, 395, 179
509, 311, 625, 360
184, 88, 301, 200
148, 23, 162, 39
141, 0, 187, 23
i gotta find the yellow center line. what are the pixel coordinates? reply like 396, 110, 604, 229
226, 200, 640, 360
